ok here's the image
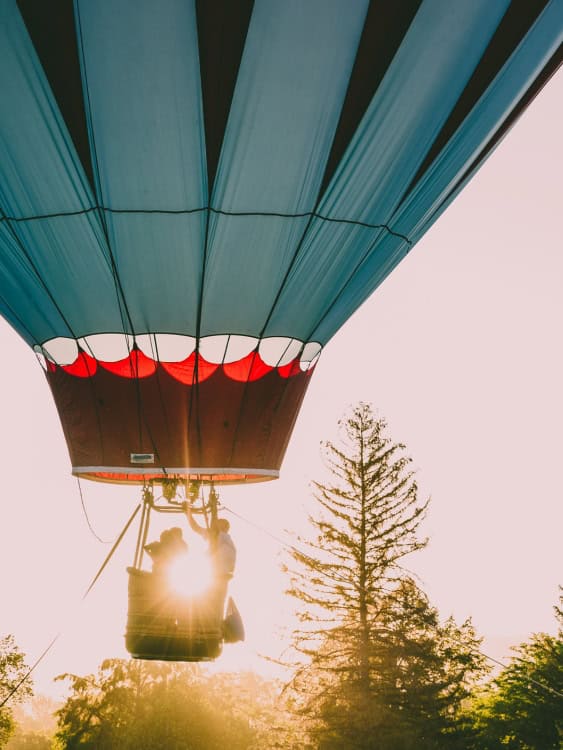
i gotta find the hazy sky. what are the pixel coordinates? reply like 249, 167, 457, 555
0, 69, 561, 698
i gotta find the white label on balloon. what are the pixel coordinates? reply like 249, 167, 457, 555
130, 453, 155, 464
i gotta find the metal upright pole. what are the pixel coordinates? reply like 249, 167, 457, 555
133, 485, 153, 569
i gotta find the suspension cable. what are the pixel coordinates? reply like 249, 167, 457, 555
220, 503, 396, 594
76, 477, 112, 544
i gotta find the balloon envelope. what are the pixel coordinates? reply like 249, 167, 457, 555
0, 0, 561, 483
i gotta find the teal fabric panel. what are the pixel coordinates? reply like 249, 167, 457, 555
1, 0, 560, 352
393, 0, 563, 245
200, 0, 369, 336
2, 215, 123, 342
0, 223, 65, 344
311, 230, 411, 347
0, 3, 92, 217
102, 213, 206, 335
314, 0, 563, 344
264, 0, 510, 342
0, 2, 120, 345
201, 213, 311, 336
75, 0, 206, 335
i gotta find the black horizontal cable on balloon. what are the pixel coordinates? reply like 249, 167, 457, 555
0, 205, 412, 246
209, 208, 410, 243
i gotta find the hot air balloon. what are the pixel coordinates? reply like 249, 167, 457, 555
1, 0, 561, 659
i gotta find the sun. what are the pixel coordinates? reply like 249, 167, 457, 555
167, 543, 213, 597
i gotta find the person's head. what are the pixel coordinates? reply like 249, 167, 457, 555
160, 529, 172, 544
170, 526, 188, 551
213, 518, 230, 534
160, 527, 187, 554
144, 540, 163, 560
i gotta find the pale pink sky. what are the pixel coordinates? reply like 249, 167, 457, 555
0, 70, 561, 696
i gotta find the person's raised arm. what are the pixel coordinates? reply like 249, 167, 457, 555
182, 502, 208, 540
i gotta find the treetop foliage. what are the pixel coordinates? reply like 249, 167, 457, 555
0, 635, 32, 749
466, 588, 563, 750
53, 658, 302, 750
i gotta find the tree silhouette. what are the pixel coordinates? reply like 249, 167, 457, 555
285, 403, 487, 748
55, 659, 259, 749
55, 658, 301, 749
468, 589, 563, 750
0, 635, 32, 749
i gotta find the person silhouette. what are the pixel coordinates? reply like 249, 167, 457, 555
144, 526, 188, 576
182, 504, 236, 608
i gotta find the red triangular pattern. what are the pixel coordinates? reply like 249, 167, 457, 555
99, 350, 157, 379
45, 349, 317, 383
278, 358, 302, 378
62, 351, 97, 377
223, 352, 273, 382
161, 353, 219, 384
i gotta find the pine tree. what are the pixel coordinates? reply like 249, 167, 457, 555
285, 403, 486, 748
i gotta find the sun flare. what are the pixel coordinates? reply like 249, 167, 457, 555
167, 546, 213, 597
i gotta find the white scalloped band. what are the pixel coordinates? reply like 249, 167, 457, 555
38, 333, 323, 377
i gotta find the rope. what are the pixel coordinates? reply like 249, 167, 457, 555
221, 503, 395, 594
81, 503, 141, 600
76, 478, 112, 544
0, 633, 60, 709
0, 503, 141, 709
